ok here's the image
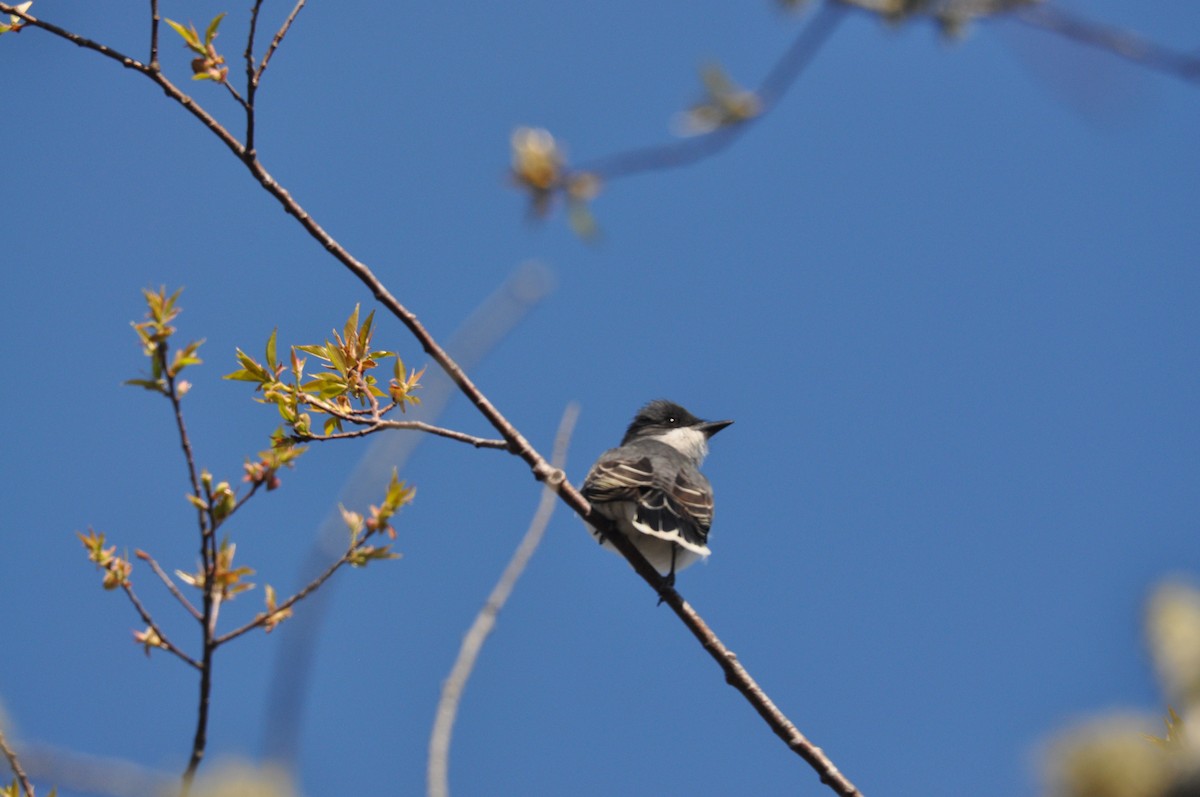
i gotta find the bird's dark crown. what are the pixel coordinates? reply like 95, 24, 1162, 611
621, 400, 703, 444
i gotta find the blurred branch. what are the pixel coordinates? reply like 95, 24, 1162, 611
575, 2, 847, 182
427, 403, 580, 797
1013, 3, 1200, 86
213, 526, 385, 646
20, 743, 172, 797
0, 728, 35, 797
262, 261, 555, 766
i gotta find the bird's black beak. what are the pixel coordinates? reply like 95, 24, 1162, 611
699, 419, 733, 438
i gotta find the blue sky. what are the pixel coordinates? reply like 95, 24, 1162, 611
1, 2, 1198, 796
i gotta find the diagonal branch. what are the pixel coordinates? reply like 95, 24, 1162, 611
255, 0, 307, 83
119, 581, 202, 670
298, 420, 510, 449
213, 545, 347, 646
427, 403, 580, 797
136, 549, 202, 621
575, 2, 847, 182
0, 727, 36, 797
1013, 3, 1200, 86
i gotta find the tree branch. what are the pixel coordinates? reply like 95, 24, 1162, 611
119, 581, 203, 670
1013, 3, 1200, 86
213, 539, 353, 646
255, 0, 307, 83
148, 0, 160, 72
574, 2, 846, 182
427, 403, 579, 797
298, 420, 510, 449
0, 727, 36, 797
135, 549, 202, 621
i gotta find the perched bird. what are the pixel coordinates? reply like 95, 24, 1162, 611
581, 400, 732, 583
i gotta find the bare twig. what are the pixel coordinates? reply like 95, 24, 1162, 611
299, 420, 510, 449
136, 549, 202, 621
148, 0, 160, 71
1013, 3, 1200, 85
221, 79, 249, 111
255, 0, 306, 83
151, 345, 216, 790
119, 581, 203, 670
244, 0, 265, 154
19, 742, 172, 797
0, 727, 35, 797
427, 403, 580, 797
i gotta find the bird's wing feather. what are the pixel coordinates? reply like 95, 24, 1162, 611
583, 455, 712, 552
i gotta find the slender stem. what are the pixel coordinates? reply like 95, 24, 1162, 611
152, 343, 216, 789
214, 542, 352, 646
137, 549, 203, 621
181, 630, 215, 790
0, 727, 35, 797
148, 0, 160, 71
428, 404, 579, 797
1013, 3, 1200, 85
255, 0, 307, 83
120, 582, 203, 669
245, 0, 265, 154
575, 3, 846, 181
300, 420, 509, 449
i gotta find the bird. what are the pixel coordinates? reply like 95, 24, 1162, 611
581, 400, 732, 584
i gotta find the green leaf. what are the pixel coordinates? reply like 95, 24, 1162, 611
204, 12, 226, 47
343, 305, 361, 346
265, 328, 278, 371
164, 18, 199, 49
124, 378, 167, 393
359, 309, 376, 347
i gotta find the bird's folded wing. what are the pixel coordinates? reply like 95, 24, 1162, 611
583, 457, 712, 552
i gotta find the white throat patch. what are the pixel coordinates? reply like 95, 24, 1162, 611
654, 426, 710, 465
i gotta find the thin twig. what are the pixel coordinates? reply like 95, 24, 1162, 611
221, 79, 249, 111
244, 0, 265, 154
245, 0, 263, 85
0, 727, 35, 797
148, 0, 160, 71
427, 403, 580, 797
575, 3, 847, 182
255, 0, 306, 83
300, 420, 510, 449
1013, 3, 1200, 86
154, 344, 215, 791
120, 582, 203, 670
213, 538, 355, 646
136, 549, 202, 621
17, 742, 173, 797
219, 479, 263, 526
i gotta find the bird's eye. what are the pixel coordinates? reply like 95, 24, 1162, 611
667, 416, 677, 425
